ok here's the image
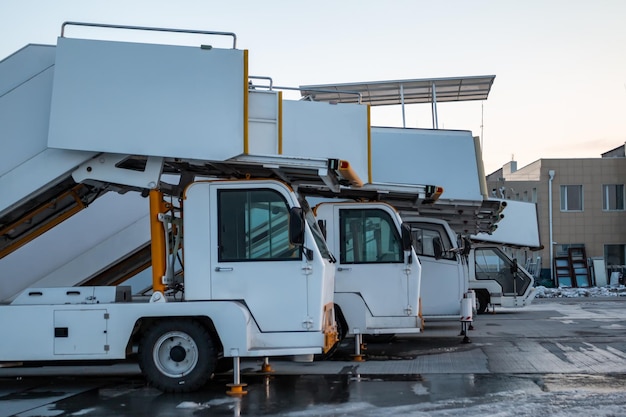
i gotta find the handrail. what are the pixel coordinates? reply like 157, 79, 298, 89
61, 21, 238, 49
248, 81, 363, 104
248, 76, 274, 90
298, 87, 363, 104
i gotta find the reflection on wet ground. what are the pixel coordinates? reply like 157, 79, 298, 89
3, 372, 626, 417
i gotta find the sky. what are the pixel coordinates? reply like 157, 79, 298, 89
2, 0, 625, 174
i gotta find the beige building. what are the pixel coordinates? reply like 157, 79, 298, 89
486, 143, 626, 287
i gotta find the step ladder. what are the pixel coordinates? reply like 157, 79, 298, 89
554, 247, 591, 288
568, 247, 591, 287
554, 256, 573, 287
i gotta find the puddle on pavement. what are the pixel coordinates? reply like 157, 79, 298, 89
6, 373, 626, 416
327, 336, 476, 361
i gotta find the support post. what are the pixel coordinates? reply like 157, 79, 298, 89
431, 82, 439, 129
260, 356, 274, 373
548, 170, 556, 285
351, 330, 365, 362
460, 295, 473, 343
226, 356, 248, 396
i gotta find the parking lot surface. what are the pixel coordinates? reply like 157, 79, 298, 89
2, 297, 626, 416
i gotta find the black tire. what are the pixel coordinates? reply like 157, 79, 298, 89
213, 357, 234, 374
476, 291, 489, 315
364, 334, 396, 343
138, 319, 216, 393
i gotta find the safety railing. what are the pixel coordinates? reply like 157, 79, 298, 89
60, 21, 238, 49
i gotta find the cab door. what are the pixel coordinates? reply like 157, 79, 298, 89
333, 205, 416, 317
209, 182, 309, 332
411, 221, 466, 316
474, 246, 532, 296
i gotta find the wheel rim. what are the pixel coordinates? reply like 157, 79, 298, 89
152, 331, 199, 378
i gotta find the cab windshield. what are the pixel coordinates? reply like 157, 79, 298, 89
299, 196, 334, 261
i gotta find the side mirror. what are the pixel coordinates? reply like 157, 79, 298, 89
289, 207, 305, 245
401, 223, 413, 251
433, 237, 443, 260
462, 237, 472, 257
317, 219, 327, 240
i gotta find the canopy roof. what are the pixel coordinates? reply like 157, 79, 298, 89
299, 75, 496, 106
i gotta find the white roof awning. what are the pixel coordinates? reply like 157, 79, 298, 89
299, 75, 495, 105
300, 75, 496, 129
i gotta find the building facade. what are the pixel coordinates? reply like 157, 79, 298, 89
486, 143, 626, 287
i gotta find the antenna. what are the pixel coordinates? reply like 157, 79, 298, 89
480, 101, 484, 150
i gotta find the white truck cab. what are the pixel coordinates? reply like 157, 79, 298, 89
405, 215, 537, 316
314, 201, 422, 339
469, 243, 537, 313
406, 217, 467, 319
0, 177, 339, 393
469, 198, 540, 313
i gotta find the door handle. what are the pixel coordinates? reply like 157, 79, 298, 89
337, 267, 352, 272
215, 267, 234, 272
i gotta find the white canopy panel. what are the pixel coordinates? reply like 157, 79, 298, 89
299, 75, 496, 105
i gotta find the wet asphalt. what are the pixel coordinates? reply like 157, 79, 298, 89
2, 297, 626, 416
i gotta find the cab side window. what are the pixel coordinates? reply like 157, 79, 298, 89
218, 189, 299, 261
410, 222, 455, 260
474, 248, 505, 280
340, 209, 402, 264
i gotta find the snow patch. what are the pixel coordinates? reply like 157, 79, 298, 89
411, 382, 429, 395
71, 408, 96, 416
534, 285, 626, 298
176, 401, 208, 410
601, 323, 626, 330
274, 389, 626, 417
206, 397, 238, 406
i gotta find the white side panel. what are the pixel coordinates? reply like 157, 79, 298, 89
0, 148, 98, 218
334, 292, 368, 334
54, 309, 108, 355
0, 192, 148, 302
11, 286, 130, 305
0, 305, 55, 359
282, 100, 369, 182
0, 44, 99, 217
181, 182, 212, 300
248, 90, 279, 155
206, 181, 312, 332
0, 301, 322, 361
404, 216, 467, 316
31, 217, 149, 290
592, 259, 608, 287
419, 256, 465, 316
0, 44, 56, 95
472, 199, 541, 249
48, 38, 245, 160
0, 49, 54, 177
316, 202, 421, 322
371, 127, 484, 201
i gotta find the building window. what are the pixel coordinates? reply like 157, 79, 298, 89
532, 188, 537, 203
603, 184, 625, 211
560, 185, 583, 211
